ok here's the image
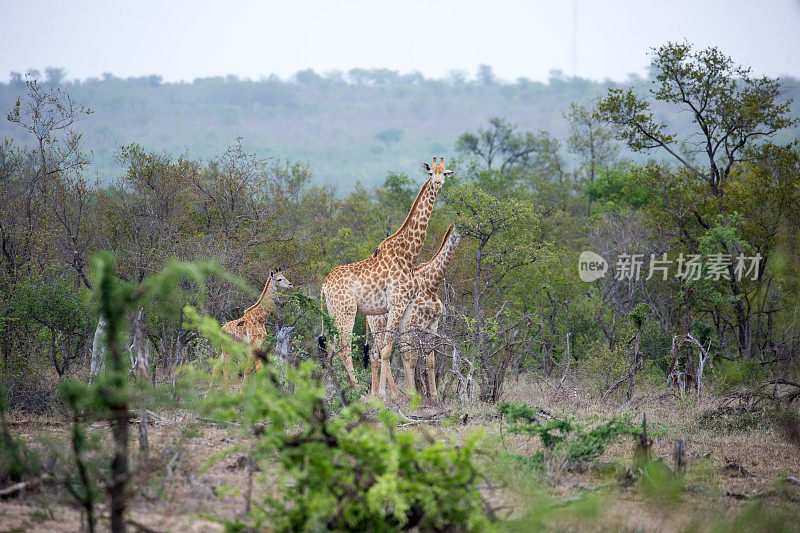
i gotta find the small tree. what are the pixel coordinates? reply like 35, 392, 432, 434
565, 102, 619, 184
456, 117, 542, 173
53, 255, 218, 532
1, 77, 92, 366
13, 272, 93, 377
7, 75, 92, 180
444, 179, 547, 401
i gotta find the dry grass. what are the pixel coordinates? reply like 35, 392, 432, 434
446, 375, 800, 531
1, 373, 798, 532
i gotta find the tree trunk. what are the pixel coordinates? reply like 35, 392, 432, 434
110, 405, 128, 533
673, 439, 687, 472
626, 331, 641, 400
105, 327, 128, 533
131, 309, 149, 456
51, 328, 64, 377
274, 326, 293, 362
131, 309, 149, 381
89, 318, 107, 384
275, 326, 293, 383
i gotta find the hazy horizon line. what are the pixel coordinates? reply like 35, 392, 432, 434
9, 64, 800, 88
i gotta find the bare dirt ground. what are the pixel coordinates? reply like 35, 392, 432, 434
2, 376, 799, 532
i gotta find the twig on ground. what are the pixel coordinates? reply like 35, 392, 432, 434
725, 490, 768, 500
399, 420, 438, 427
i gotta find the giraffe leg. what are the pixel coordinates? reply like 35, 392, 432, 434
378, 299, 413, 398
394, 307, 415, 397
385, 347, 402, 398
368, 315, 400, 396
250, 331, 268, 376
366, 316, 379, 395
330, 299, 358, 384
401, 346, 418, 396
366, 316, 382, 396
369, 346, 380, 395
243, 351, 256, 378
243, 351, 265, 378
377, 336, 394, 398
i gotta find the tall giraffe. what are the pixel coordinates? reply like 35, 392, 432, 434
367, 224, 461, 399
321, 158, 453, 396
220, 269, 293, 373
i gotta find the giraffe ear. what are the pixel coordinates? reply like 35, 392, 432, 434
421, 162, 431, 172
270, 269, 274, 277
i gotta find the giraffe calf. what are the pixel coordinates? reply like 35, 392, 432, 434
219, 269, 293, 375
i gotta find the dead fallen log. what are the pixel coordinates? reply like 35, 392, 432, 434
0, 474, 48, 498
396, 409, 450, 426
127, 518, 164, 533
725, 490, 768, 500
403, 409, 448, 420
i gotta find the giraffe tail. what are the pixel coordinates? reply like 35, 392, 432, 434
317, 286, 329, 365
362, 342, 371, 370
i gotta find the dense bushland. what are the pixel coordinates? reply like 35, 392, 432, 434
1, 42, 799, 410
0, 41, 799, 531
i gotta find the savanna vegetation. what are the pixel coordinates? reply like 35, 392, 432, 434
1, 42, 799, 531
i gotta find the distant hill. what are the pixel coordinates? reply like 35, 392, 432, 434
1, 69, 798, 188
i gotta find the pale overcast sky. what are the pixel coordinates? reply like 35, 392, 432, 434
2, 0, 800, 83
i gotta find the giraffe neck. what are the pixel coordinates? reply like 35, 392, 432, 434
245, 277, 276, 322
381, 178, 439, 262
417, 227, 460, 291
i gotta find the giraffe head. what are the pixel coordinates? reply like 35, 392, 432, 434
421, 157, 454, 190
270, 268, 293, 290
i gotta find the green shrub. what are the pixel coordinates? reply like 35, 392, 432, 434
499, 402, 637, 467
193, 309, 490, 532
697, 407, 770, 433
638, 322, 672, 372
711, 359, 770, 389
578, 340, 628, 397
0, 386, 41, 485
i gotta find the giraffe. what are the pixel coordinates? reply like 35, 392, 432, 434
367, 224, 461, 400
320, 157, 453, 396
220, 269, 293, 373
